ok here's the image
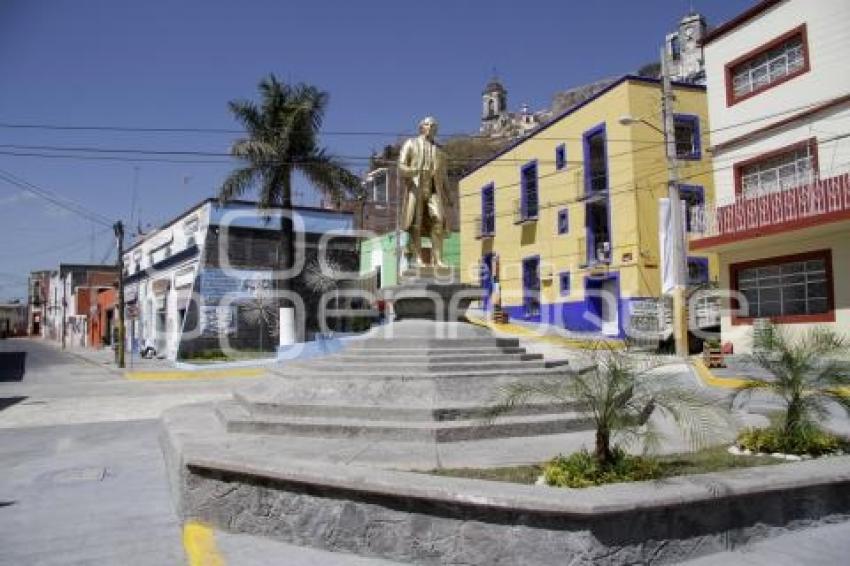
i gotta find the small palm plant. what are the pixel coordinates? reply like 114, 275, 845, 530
489, 346, 730, 469
731, 326, 850, 451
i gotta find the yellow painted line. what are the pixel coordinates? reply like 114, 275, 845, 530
183, 521, 225, 566
467, 316, 625, 350
691, 358, 749, 389
691, 358, 850, 395
125, 367, 265, 381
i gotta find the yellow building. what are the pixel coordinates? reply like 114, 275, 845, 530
459, 76, 715, 338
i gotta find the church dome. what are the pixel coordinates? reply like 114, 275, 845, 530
482, 77, 506, 95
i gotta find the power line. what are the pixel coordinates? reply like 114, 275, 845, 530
0, 168, 113, 227
0, 93, 843, 143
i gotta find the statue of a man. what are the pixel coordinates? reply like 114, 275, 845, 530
398, 116, 452, 268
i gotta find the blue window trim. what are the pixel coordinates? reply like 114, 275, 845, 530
582, 123, 612, 264
555, 143, 566, 170
582, 123, 608, 195
520, 160, 539, 221
674, 113, 701, 160
481, 183, 495, 236
678, 184, 704, 232
559, 271, 571, 296
522, 255, 541, 319
687, 256, 710, 286
557, 208, 569, 235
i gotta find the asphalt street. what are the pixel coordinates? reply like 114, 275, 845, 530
1, 337, 849, 565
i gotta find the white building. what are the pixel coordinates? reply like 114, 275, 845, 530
665, 12, 709, 84
691, 0, 850, 351
123, 198, 357, 360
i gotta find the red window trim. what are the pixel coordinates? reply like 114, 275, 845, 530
733, 137, 819, 198
725, 24, 810, 107
729, 248, 835, 326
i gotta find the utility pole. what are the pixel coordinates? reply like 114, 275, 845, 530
660, 46, 689, 357
113, 221, 126, 368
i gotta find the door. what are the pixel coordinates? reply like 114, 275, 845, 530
585, 275, 620, 336
480, 254, 494, 310
599, 278, 619, 336
522, 257, 541, 319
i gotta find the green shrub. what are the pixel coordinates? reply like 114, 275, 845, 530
736, 425, 843, 456
543, 448, 663, 488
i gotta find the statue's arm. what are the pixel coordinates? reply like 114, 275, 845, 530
397, 140, 418, 179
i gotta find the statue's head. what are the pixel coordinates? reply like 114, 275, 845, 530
418, 116, 438, 140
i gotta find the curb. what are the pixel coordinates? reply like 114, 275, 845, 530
466, 316, 625, 350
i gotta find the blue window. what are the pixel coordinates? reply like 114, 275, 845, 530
520, 160, 539, 221
687, 257, 710, 286
557, 208, 569, 235
522, 256, 541, 318
559, 272, 571, 296
555, 144, 566, 170
674, 114, 701, 160
481, 183, 495, 236
678, 185, 704, 232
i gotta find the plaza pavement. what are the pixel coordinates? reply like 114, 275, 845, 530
2, 335, 850, 565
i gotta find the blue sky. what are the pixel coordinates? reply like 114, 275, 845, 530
0, 0, 755, 299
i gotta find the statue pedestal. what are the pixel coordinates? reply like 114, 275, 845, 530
381, 267, 481, 322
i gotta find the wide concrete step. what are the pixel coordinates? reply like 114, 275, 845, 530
321, 352, 540, 364
332, 346, 529, 356
268, 365, 572, 380
216, 401, 593, 442
346, 337, 521, 350
286, 359, 548, 372
233, 392, 582, 421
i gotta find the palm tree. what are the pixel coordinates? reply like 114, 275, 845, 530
219, 75, 360, 300
489, 346, 729, 467
731, 327, 850, 441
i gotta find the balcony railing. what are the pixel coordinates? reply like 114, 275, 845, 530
690, 173, 850, 242
512, 198, 537, 225
473, 215, 494, 240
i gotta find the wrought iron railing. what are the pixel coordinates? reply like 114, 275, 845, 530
690, 172, 850, 240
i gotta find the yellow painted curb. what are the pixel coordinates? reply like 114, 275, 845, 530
691, 359, 750, 389
467, 316, 625, 350
692, 358, 850, 396
183, 521, 225, 566
126, 367, 265, 381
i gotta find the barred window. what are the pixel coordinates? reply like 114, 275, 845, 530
520, 161, 539, 220
739, 144, 814, 197
481, 184, 495, 236
729, 28, 807, 102
736, 256, 829, 319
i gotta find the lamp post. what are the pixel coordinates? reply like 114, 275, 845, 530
619, 47, 689, 357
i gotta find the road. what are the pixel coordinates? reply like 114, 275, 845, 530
0, 338, 400, 566
1, 337, 848, 565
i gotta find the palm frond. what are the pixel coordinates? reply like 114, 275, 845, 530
218, 166, 258, 202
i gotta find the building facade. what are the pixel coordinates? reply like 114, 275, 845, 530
460, 76, 715, 338
691, 0, 850, 351
665, 12, 709, 84
27, 270, 51, 336
0, 302, 27, 338
122, 199, 358, 360
42, 264, 119, 348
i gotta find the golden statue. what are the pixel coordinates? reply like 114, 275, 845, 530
398, 116, 452, 268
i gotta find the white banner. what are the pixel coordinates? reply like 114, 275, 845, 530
659, 198, 687, 294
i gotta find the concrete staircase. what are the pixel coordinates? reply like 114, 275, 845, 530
215, 322, 592, 442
